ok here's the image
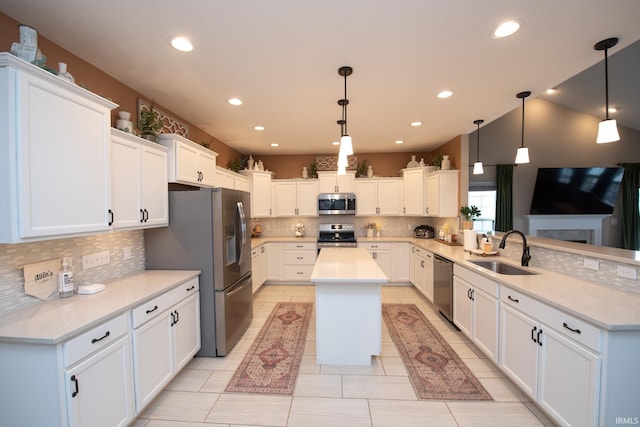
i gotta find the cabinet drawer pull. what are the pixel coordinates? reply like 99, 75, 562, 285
371, 245, 378, 248
297, 271, 304, 275
562, 322, 582, 334
186, 285, 195, 292
296, 256, 304, 259
91, 331, 110, 344
531, 326, 538, 343
146, 305, 158, 314
71, 375, 79, 398
507, 295, 519, 303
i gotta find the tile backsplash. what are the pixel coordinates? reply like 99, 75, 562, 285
0, 230, 145, 314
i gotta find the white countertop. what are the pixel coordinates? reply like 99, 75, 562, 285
254, 236, 640, 331
311, 247, 388, 283
0, 270, 201, 344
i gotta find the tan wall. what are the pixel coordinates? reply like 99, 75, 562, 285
0, 12, 242, 167
258, 150, 435, 179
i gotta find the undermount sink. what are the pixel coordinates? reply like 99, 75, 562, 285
468, 260, 539, 276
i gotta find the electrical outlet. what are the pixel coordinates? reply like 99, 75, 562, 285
82, 251, 110, 270
123, 247, 132, 260
407, 223, 413, 231
617, 265, 637, 280
582, 258, 599, 271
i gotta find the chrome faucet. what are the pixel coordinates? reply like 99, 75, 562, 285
499, 230, 531, 267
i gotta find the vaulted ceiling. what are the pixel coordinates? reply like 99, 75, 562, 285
1, 0, 639, 155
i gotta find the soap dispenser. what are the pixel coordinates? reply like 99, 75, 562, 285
58, 257, 75, 298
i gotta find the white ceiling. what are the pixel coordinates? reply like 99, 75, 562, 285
2, 0, 639, 155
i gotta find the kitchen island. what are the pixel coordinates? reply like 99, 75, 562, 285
310, 247, 388, 365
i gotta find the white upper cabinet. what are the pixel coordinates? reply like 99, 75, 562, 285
215, 166, 250, 191
242, 170, 273, 218
356, 178, 403, 216
110, 129, 168, 230
273, 179, 318, 217
317, 171, 355, 193
157, 134, 218, 187
402, 167, 459, 217
0, 54, 117, 243
427, 170, 459, 217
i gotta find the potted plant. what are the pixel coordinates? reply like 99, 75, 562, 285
431, 154, 443, 169
460, 205, 481, 229
138, 100, 164, 142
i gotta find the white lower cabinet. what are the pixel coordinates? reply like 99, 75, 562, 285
453, 265, 499, 362
266, 242, 285, 281
391, 243, 410, 282
132, 278, 200, 411
499, 286, 601, 426
251, 244, 267, 293
359, 242, 392, 279
283, 242, 317, 281
409, 245, 433, 301
65, 333, 134, 427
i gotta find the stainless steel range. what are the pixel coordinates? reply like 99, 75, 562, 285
317, 223, 357, 252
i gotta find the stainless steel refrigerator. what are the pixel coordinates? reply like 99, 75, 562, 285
145, 187, 253, 356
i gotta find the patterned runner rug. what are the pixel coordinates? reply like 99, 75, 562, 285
225, 302, 312, 395
382, 303, 492, 401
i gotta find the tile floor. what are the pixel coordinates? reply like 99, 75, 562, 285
134, 285, 557, 426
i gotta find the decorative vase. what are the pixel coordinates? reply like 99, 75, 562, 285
57, 62, 75, 83
116, 111, 133, 133
247, 155, 254, 170
367, 165, 373, 178
407, 155, 419, 168
441, 155, 451, 170
302, 166, 309, 178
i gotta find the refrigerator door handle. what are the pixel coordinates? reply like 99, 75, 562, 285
236, 201, 247, 266
226, 274, 252, 297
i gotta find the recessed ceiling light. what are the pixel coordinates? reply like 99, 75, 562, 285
395, 140, 404, 144
493, 20, 522, 38
545, 88, 558, 95
437, 90, 453, 99
270, 143, 279, 147
332, 141, 341, 145
410, 121, 423, 127
170, 36, 193, 52
254, 125, 265, 131
608, 107, 618, 113
227, 98, 242, 106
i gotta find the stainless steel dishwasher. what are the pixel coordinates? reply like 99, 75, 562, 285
433, 254, 454, 323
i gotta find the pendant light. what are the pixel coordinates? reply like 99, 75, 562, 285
514, 91, 531, 164
338, 66, 354, 157
472, 119, 484, 175
594, 37, 620, 144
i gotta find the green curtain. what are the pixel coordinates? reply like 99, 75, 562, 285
495, 164, 513, 232
620, 163, 640, 250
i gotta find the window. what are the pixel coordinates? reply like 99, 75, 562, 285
468, 190, 496, 233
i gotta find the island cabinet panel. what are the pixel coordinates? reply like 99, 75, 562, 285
0, 53, 117, 243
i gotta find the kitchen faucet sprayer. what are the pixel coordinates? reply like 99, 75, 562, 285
499, 230, 531, 267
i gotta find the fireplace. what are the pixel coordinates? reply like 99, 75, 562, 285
525, 215, 609, 245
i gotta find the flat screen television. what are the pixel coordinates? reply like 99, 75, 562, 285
529, 167, 623, 215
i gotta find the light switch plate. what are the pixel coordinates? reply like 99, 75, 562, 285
582, 258, 599, 271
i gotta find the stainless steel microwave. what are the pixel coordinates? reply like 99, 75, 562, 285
318, 193, 356, 215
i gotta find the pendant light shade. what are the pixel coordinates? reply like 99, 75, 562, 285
340, 134, 353, 156
472, 119, 484, 175
514, 91, 531, 164
515, 147, 530, 164
597, 119, 620, 144
594, 37, 620, 144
